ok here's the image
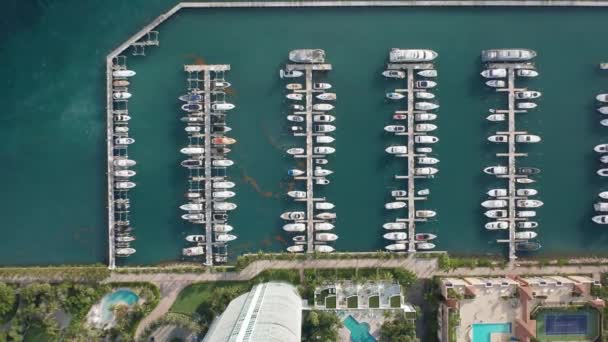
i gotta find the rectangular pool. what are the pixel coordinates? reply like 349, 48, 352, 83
472, 323, 512, 342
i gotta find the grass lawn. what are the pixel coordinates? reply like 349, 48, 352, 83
534, 307, 599, 342
390, 295, 401, 308
326, 296, 337, 309
369, 295, 380, 308
170, 281, 249, 315
347, 296, 359, 309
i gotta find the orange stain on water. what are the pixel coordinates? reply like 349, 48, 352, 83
241, 169, 277, 198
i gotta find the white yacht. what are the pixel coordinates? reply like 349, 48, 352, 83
515, 91, 542, 99
313, 103, 334, 111
287, 147, 305, 155
391, 190, 407, 197
415, 113, 437, 121
383, 222, 407, 230
416, 242, 435, 250
385, 201, 406, 210
314, 114, 336, 123
417, 157, 439, 165
382, 70, 406, 79
314, 146, 335, 154
487, 114, 506, 122
316, 93, 337, 101
283, 223, 305, 232
316, 233, 338, 241
517, 199, 543, 208
516, 69, 538, 77
279, 69, 304, 78
211, 103, 235, 111
415, 123, 437, 132
594, 202, 608, 212
414, 167, 438, 176
599, 191, 608, 199
482, 200, 507, 208
385, 146, 407, 154
517, 189, 538, 196
485, 80, 506, 88
417, 189, 430, 196
185, 126, 201, 133
515, 231, 537, 239
286, 93, 303, 101
315, 245, 335, 253
385, 243, 407, 251
115, 181, 136, 189
286, 83, 302, 90
480, 68, 507, 78
213, 159, 234, 167
315, 222, 335, 231
389, 48, 438, 62
181, 159, 203, 168
481, 49, 537, 62
517, 102, 537, 109
314, 167, 333, 176
213, 191, 236, 199
114, 126, 129, 133
113, 92, 132, 100
415, 102, 439, 110
594, 144, 608, 153
316, 202, 335, 210
180, 147, 205, 155
416, 147, 433, 153
598, 107, 608, 115
288, 169, 305, 177
516, 135, 541, 143
417, 69, 437, 77
384, 125, 406, 133
386, 92, 405, 100
487, 189, 507, 197
483, 166, 508, 175
485, 210, 507, 218
289, 49, 325, 63
287, 245, 304, 253
316, 178, 330, 185
114, 170, 136, 178
214, 202, 237, 211
414, 135, 439, 143
316, 136, 335, 144
213, 181, 235, 189
316, 212, 336, 220
288, 190, 307, 198
415, 92, 435, 100
592, 215, 608, 224
112, 70, 136, 77
488, 135, 508, 143
281, 212, 305, 220
598, 169, 608, 177
416, 210, 436, 218
180, 203, 203, 211
601, 119, 608, 127
597, 94, 608, 103
214, 224, 233, 233
516, 178, 536, 184
415, 80, 437, 89
485, 221, 509, 230
518, 221, 538, 229
314, 124, 336, 133
383, 232, 407, 241
313, 83, 332, 90
291, 104, 304, 111
517, 211, 536, 218
185, 235, 205, 243
183, 246, 204, 256
116, 248, 136, 256
216, 234, 237, 242
115, 137, 135, 145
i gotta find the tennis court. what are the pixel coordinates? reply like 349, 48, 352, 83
535, 308, 600, 341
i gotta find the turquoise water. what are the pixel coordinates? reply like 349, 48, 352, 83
101, 289, 139, 322
472, 323, 511, 342
3, 3, 608, 265
343, 315, 376, 342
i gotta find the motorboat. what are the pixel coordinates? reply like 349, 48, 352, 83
115, 115, 131, 122
288, 190, 307, 198
115, 181, 136, 189
517, 211, 536, 218
183, 246, 205, 256
515, 241, 541, 252
599, 191, 608, 199
482, 200, 507, 208
598, 169, 608, 177
213, 159, 234, 167
417, 157, 439, 165
384, 232, 407, 241
598, 107, 608, 115
389, 49, 438, 62
415, 92, 435, 100
385, 146, 407, 154
315, 245, 335, 253
185, 126, 202, 133
488, 135, 508, 143
516, 69, 538, 77
518, 221, 538, 229
180, 147, 205, 155
417, 69, 437, 77
114, 170, 136, 178
481, 49, 537, 62
316, 136, 335, 144
391, 190, 407, 197
414, 167, 438, 176
289, 49, 325, 63
212, 103, 235, 111
314, 115, 336, 123
480, 68, 507, 78
281, 211, 305, 220
517, 199, 543, 208
291, 104, 305, 111
316, 93, 337, 101
484, 166, 508, 175
313, 103, 334, 111
288, 169, 305, 176
385, 201, 406, 210
417, 188, 430, 195
316, 178, 330, 185
415, 233, 437, 241
594, 144, 608, 153
416, 242, 436, 250
516, 178, 536, 184
383, 222, 406, 230
315, 222, 335, 231
182, 213, 204, 220
516, 135, 541, 143
114, 137, 135, 145
316, 212, 336, 220
286, 93, 303, 101
517, 102, 537, 109
518, 167, 540, 175
597, 94, 608, 103
185, 235, 205, 243
113, 80, 130, 87
316, 233, 338, 241
279, 69, 304, 78
182, 103, 202, 112
485, 210, 507, 218
214, 224, 233, 233
314, 146, 335, 154
181, 159, 203, 168
415, 113, 437, 121
382, 70, 406, 79
213, 202, 237, 211
114, 126, 129, 133
286, 83, 302, 90
416, 147, 433, 153
292, 235, 306, 243
287, 245, 304, 253
601, 119, 608, 127
594, 202, 608, 212
112, 70, 136, 78
487, 114, 506, 122
290, 126, 304, 133
415, 123, 437, 132
116, 248, 136, 256
283, 223, 305, 232
592, 215, 608, 224
185, 192, 201, 199
113, 92, 132, 100
181, 116, 204, 123
515, 231, 537, 239
487, 189, 507, 197
116, 236, 135, 242
416, 210, 436, 218
216, 234, 237, 242
515, 91, 542, 99
213, 213, 228, 221
414, 135, 439, 144
316, 202, 335, 210
287, 147, 305, 155
384, 125, 406, 133
180, 203, 203, 211
213, 191, 236, 199
212, 137, 236, 145
415, 102, 439, 110
517, 189, 537, 196
314, 167, 333, 176
385, 243, 407, 251
313, 83, 332, 90
415, 80, 437, 89
485, 80, 506, 88
386, 92, 405, 100
212, 81, 231, 89
314, 124, 336, 133
485, 221, 509, 230
179, 94, 203, 102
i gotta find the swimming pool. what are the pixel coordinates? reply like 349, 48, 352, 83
343, 315, 376, 342
100, 289, 139, 322
472, 323, 512, 342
